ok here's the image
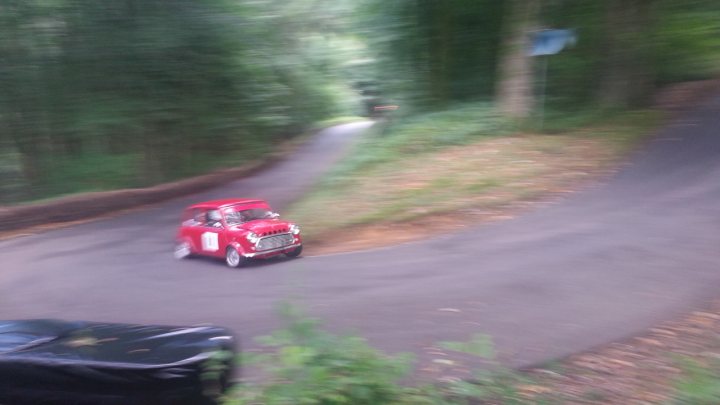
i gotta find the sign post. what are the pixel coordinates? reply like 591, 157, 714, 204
529, 29, 577, 130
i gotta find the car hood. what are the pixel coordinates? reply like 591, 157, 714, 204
0, 319, 237, 404
232, 220, 291, 236
0, 319, 233, 364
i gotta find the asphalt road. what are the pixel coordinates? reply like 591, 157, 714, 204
1, 97, 720, 371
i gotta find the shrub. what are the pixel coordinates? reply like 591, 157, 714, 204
670, 357, 720, 405
224, 303, 417, 405
223, 304, 526, 405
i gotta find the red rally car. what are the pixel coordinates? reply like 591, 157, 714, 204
174, 199, 302, 268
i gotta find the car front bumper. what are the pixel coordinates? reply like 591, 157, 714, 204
242, 243, 302, 258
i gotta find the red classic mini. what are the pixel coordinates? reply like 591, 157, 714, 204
174, 199, 302, 267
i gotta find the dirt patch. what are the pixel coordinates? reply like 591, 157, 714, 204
301, 134, 621, 256
306, 200, 557, 256
653, 78, 720, 114
523, 301, 720, 404
404, 300, 720, 404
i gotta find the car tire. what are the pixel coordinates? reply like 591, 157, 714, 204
285, 245, 303, 258
225, 246, 246, 268
174, 241, 192, 260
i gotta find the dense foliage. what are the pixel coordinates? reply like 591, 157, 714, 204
1, 0, 719, 202
0, 0, 356, 201
362, 0, 720, 113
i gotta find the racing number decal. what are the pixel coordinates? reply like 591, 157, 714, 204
201, 232, 219, 252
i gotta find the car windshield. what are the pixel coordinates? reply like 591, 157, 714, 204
224, 208, 273, 226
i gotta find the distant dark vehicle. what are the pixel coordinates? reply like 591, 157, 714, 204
371, 104, 399, 118
0, 319, 236, 405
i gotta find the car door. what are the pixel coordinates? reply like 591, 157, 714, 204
177, 209, 194, 245
183, 209, 207, 255
197, 209, 228, 258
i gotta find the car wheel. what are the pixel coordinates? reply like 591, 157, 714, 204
225, 246, 246, 268
174, 241, 192, 260
285, 245, 303, 258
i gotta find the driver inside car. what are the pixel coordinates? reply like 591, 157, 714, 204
207, 210, 223, 228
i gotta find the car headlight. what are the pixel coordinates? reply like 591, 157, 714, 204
289, 224, 301, 235
246, 232, 260, 244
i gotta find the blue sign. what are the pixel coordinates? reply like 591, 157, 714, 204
530, 29, 577, 56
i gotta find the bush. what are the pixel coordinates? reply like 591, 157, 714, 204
671, 358, 720, 405
224, 304, 417, 405
223, 304, 526, 405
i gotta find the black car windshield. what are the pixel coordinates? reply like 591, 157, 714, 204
224, 208, 273, 226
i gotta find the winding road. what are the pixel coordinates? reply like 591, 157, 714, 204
1, 96, 720, 371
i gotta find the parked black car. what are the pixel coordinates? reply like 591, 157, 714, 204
0, 319, 237, 405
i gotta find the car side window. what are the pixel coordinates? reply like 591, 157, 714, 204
182, 208, 221, 228
191, 209, 207, 227
207, 210, 223, 228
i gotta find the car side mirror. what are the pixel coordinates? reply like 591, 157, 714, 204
270, 212, 280, 219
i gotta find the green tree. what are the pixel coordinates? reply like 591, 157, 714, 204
359, 0, 505, 112
0, 0, 355, 201
495, 0, 540, 118
597, 0, 656, 107
0, 0, 59, 187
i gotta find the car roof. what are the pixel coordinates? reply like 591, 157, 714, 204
186, 199, 267, 210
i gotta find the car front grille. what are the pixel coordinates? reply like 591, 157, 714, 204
256, 233, 294, 251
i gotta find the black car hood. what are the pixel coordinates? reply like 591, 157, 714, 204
0, 319, 237, 405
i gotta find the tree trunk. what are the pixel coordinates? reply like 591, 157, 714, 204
496, 0, 540, 119
598, 0, 655, 107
